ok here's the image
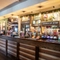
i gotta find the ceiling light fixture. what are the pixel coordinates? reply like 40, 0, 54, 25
38, 6, 42, 8
17, 15, 20, 16
11, 14, 14, 16
53, 6, 55, 8
4, 16, 6, 18
31, 11, 33, 13
22, 11, 26, 13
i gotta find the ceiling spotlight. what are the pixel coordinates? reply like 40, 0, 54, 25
38, 6, 42, 8
11, 14, 14, 16
22, 11, 26, 13
4, 16, 6, 18
53, 6, 55, 8
31, 11, 33, 13
18, 0, 20, 1
17, 15, 20, 16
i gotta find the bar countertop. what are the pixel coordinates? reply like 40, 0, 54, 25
0, 35, 60, 45
20, 38, 60, 45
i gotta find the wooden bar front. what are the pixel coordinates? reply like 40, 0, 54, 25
0, 36, 60, 60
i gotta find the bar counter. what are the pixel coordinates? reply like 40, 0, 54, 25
0, 35, 60, 60
0, 35, 60, 44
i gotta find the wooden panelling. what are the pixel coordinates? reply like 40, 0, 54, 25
19, 43, 35, 60
19, 55, 30, 60
8, 41, 17, 57
39, 53, 60, 60
20, 43, 35, 50
19, 51, 35, 60
39, 58, 45, 60
8, 46, 17, 52
8, 50, 16, 57
0, 44, 5, 48
40, 48, 60, 57
0, 46, 5, 51
39, 48, 60, 60
0, 39, 6, 52
0, 41, 6, 44
20, 47, 35, 55
0, 36, 60, 60
8, 41, 17, 44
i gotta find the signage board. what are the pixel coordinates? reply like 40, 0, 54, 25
41, 21, 59, 26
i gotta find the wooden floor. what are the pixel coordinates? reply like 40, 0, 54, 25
0, 52, 14, 60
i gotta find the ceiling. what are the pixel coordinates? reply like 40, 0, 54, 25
0, 0, 18, 10
0, 0, 60, 19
